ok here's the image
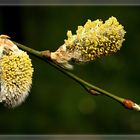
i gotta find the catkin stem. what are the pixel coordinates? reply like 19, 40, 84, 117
14, 41, 140, 111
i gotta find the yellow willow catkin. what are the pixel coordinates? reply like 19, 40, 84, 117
0, 35, 33, 108
51, 16, 126, 69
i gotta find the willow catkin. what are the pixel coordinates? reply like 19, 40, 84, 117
51, 16, 126, 69
0, 35, 33, 108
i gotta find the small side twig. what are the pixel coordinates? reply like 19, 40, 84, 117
14, 41, 140, 112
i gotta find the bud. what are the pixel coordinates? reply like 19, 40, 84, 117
0, 35, 33, 108
51, 16, 126, 69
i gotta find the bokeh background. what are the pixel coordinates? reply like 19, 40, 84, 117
0, 6, 139, 134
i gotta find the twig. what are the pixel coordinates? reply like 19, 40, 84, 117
13, 41, 140, 112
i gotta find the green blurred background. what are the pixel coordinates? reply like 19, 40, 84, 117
0, 6, 140, 134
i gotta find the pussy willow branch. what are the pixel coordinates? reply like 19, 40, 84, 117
13, 41, 140, 111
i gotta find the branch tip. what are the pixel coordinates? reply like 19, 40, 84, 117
123, 99, 140, 111
123, 99, 134, 110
